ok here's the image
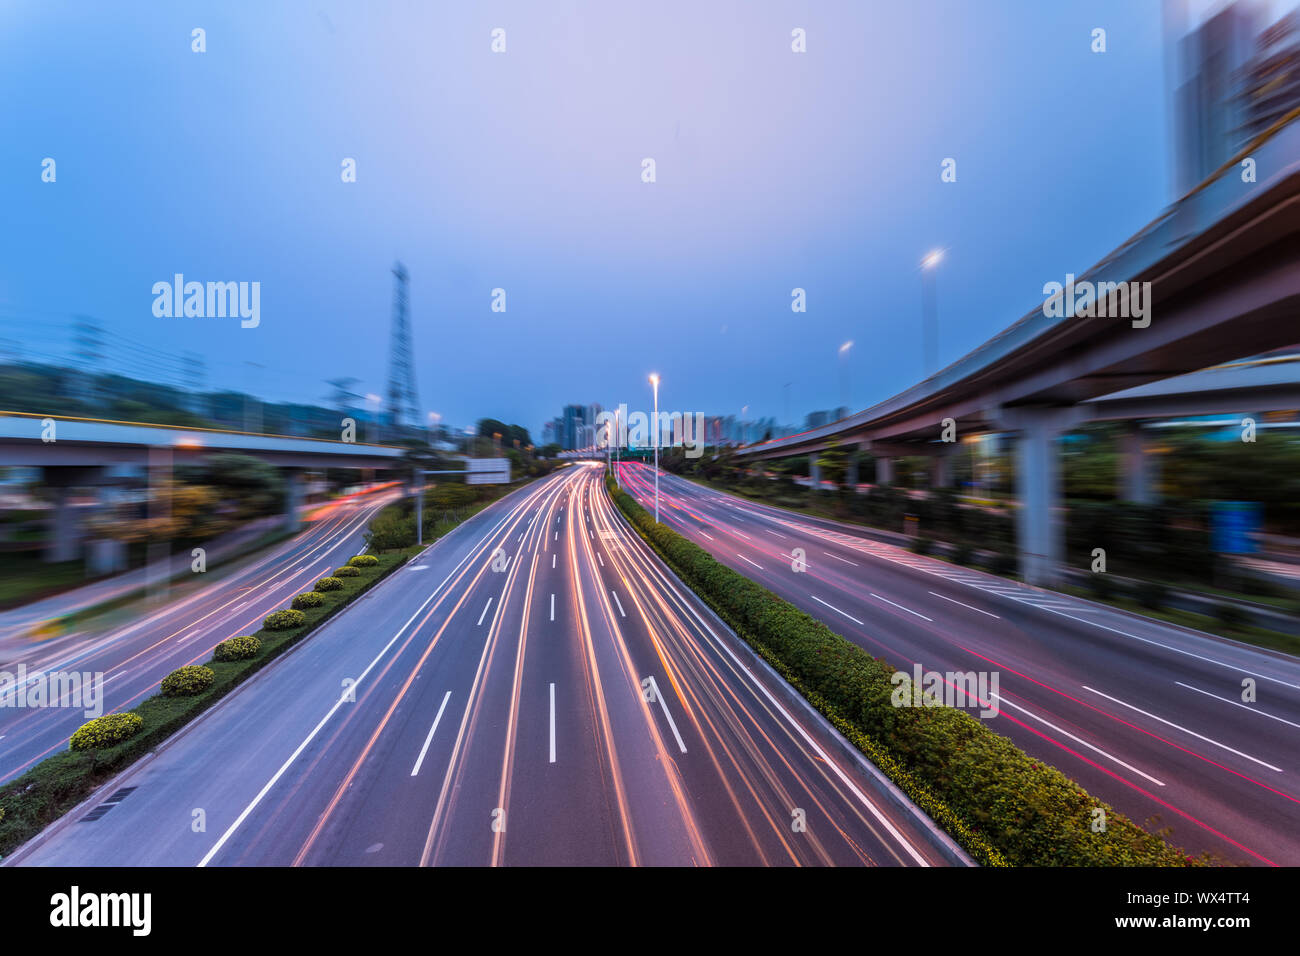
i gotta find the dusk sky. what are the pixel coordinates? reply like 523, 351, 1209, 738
3, 1, 1291, 438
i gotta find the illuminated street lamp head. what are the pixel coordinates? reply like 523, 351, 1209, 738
649, 373, 659, 386
921, 249, 943, 269
839, 340, 853, 355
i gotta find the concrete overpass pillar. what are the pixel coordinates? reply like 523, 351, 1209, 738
846, 453, 859, 489
284, 469, 304, 532
1011, 410, 1067, 585
809, 455, 822, 487
46, 487, 81, 563
1120, 424, 1158, 504
874, 456, 894, 485
931, 443, 956, 489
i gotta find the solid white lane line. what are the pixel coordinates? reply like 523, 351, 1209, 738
992, 694, 1165, 786
477, 597, 494, 626
1176, 681, 1300, 730
824, 551, 858, 566
811, 595, 865, 626
871, 593, 933, 622
550, 594, 555, 622
611, 590, 626, 618
1083, 686, 1283, 772
928, 591, 1001, 619
737, 554, 763, 571
647, 675, 687, 753
411, 692, 453, 776
549, 683, 557, 763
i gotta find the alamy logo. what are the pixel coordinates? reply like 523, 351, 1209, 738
595, 403, 705, 458
1042, 273, 1150, 329
152, 274, 260, 328
50, 886, 151, 936
0, 665, 103, 718
890, 663, 1000, 718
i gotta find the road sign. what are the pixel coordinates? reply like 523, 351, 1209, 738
1211, 501, 1261, 554
465, 457, 510, 485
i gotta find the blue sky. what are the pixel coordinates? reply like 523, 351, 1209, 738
2, 1, 1286, 438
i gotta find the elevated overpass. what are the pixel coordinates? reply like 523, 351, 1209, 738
0, 411, 407, 563
736, 116, 1300, 583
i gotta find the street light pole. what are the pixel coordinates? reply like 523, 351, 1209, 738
650, 373, 660, 523
921, 249, 943, 376
838, 341, 853, 412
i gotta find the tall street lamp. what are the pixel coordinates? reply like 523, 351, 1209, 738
650, 373, 660, 523
921, 249, 943, 376
838, 341, 853, 412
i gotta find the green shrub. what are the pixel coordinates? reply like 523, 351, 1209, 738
213, 634, 261, 661
160, 665, 215, 697
70, 713, 144, 751
1135, 579, 1168, 610
1213, 601, 1246, 629
264, 608, 307, 630
334, 565, 361, 577
605, 474, 1192, 868
951, 542, 972, 566
1088, 572, 1115, 600
292, 591, 325, 609
988, 552, 1017, 577
348, 554, 379, 567
911, 536, 933, 556
313, 576, 344, 592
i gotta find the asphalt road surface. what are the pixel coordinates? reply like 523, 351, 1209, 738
614, 463, 1300, 866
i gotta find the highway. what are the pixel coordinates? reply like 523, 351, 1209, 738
0, 487, 401, 785
614, 462, 1300, 866
8, 464, 959, 867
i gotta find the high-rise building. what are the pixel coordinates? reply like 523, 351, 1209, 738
1171, 2, 1264, 196
1236, 10, 1300, 141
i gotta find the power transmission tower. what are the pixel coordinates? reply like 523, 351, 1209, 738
385, 262, 419, 434
72, 316, 104, 408
182, 352, 207, 416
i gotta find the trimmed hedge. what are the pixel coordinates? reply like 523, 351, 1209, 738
263, 608, 306, 630
348, 554, 379, 567
160, 665, 215, 698
606, 474, 1194, 867
313, 576, 344, 592
70, 713, 144, 751
213, 634, 261, 662
292, 591, 325, 609
334, 565, 361, 577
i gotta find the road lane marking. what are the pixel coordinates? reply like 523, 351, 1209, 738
992, 694, 1165, 786
550, 594, 555, 622
549, 683, 557, 763
824, 551, 858, 566
597, 551, 605, 567
477, 597, 494, 626
552, 554, 556, 568
611, 590, 626, 618
646, 675, 687, 753
411, 692, 453, 776
765, 529, 787, 539
811, 595, 865, 626
1082, 686, 1283, 772
928, 591, 1000, 619
700, 531, 714, 541
871, 593, 933, 621
1176, 681, 1300, 730
407, 564, 430, 570
737, 554, 763, 571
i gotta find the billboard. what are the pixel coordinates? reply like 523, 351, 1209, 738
465, 457, 510, 485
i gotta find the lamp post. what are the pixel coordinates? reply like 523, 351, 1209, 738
650, 373, 660, 523
838, 341, 853, 412
921, 249, 943, 376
